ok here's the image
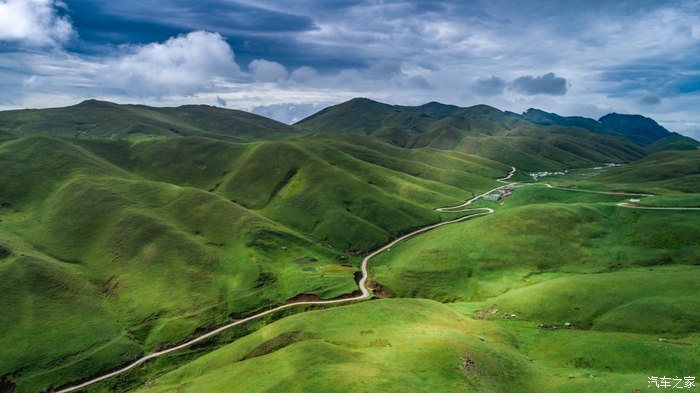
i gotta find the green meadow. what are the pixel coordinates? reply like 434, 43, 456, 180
0, 130, 506, 391
0, 100, 698, 392
134, 299, 550, 393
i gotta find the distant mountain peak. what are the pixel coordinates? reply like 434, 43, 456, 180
598, 113, 671, 146
74, 99, 119, 108
346, 97, 385, 105
419, 101, 455, 108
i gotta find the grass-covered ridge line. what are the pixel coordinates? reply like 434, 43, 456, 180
0, 100, 296, 141
294, 98, 659, 171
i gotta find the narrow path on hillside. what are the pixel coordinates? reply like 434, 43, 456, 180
616, 203, 700, 210
544, 183, 654, 197
544, 183, 700, 210
54, 168, 518, 393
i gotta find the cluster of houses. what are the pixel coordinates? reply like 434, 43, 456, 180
485, 188, 514, 201
528, 170, 566, 180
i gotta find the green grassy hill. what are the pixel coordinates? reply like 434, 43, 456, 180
1, 99, 698, 393
370, 185, 700, 302
134, 299, 547, 393
70, 134, 509, 250
0, 135, 365, 392
645, 133, 700, 153
559, 150, 700, 193
0, 122, 507, 391
134, 284, 700, 393
0, 100, 295, 141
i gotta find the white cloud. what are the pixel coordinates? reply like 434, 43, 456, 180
251, 102, 328, 124
0, 0, 74, 46
249, 59, 288, 82
108, 31, 240, 96
290, 66, 318, 82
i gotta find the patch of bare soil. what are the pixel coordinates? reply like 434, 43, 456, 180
286, 293, 322, 303
366, 279, 392, 297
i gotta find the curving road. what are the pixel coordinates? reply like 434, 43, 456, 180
543, 183, 700, 211
616, 203, 700, 210
55, 164, 696, 392
543, 183, 653, 197
55, 169, 517, 393
436, 166, 516, 213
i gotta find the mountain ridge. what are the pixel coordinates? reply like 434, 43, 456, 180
294, 98, 658, 170
0, 99, 296, 141
296, 98, 690, 147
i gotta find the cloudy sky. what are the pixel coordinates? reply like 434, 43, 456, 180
1, 0, 700, 138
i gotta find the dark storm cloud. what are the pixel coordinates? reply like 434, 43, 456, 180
509, 73, 568, 96
405, 75, 432, 90
473, 76, 507, 96
640, 94, 661, 105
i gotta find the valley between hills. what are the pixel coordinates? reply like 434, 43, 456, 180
0, 98, 698, 392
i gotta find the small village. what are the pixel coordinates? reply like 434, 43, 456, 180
484, 187, 514, 201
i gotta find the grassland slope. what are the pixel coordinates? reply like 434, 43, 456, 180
135, 299, 546, 393
0, 100, 295, 141
0, 127, 511, 391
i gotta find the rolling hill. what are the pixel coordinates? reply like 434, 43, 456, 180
0, 99, 698, 392
558, 149, 700, 193
0, 104, 509, 392
0, 100, 295, 141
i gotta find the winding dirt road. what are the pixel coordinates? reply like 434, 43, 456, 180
544, 183, 700, 210
616, 202, 700, 210
55, 165, 695, 392
55, 168, 518, 393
